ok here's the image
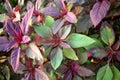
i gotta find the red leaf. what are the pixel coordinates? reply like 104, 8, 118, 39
90, 0, 110, 27
21, 7, 34, 34
11, 47, 20, 72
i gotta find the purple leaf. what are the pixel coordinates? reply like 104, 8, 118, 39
40, 6, 60, 17
4, 0, 13, 13
16, 62, 27, 74
35, 0, 41, 11
0, 37, 9, 51
21, 35, 30, 44
60, 24, 72, 40
88, 47, 108, 59
64, 12, 77, 23
21, 73, 31, 80
11, 47, 20, 72
116, 51, 120, 62
60, 42, 71, 48
52, 19, 64, 34
7, 41, 17, 51
5, 20, 21, 37
35, 68, 49, 80
76, 66, 95, 77
63, 71, 72, 80
90, 0, 111, 27
21, 7, 34, 34
26, 1, 34, 11
54, 0, 65, 10
41, 41, 55, 46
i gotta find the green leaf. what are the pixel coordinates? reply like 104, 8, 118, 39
67, 33, 95, 48
63, 48, 78, 60
77, 49, 88, 64
34, 24, 52, 38
111, 65, 120, 80
0, 75, 4, 80
100, 22, 115, 46
50, 47, 63, 70
97, 64, 113, 80
45, 16, 55, 27
85, 39, 104, 50
3, 66, 10, 80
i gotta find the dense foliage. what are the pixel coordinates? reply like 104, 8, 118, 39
0, 0, 120, 80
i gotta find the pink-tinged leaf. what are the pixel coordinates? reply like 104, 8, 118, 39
40, 6, 60, 17
75, 64, 95, 77
35, 68, 49, 80
11, 47, 20, 72
5, 20, 21, 37
0, 37, 9, 51
60, 42, 71, 48
16, 62, 27, 74
60, 24, 72, 39
26, 1, 34, 11
52, 19, 64, 34
7, 41, 17, 51
90, 0, 111, 27
21, 35, 30, 44
21, 7, 34, 34
35, 0, 41, 11
41, 41, 55, 46
64, 12, 77, 23
21, 73, 31, 80
26, 43, 44, 64
116, 51, 120, 62
63, 71, 72, 80
4, 0, 13, 13
54, 0, 65, 10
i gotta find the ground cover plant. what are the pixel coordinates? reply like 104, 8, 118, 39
0, 0, 120, 80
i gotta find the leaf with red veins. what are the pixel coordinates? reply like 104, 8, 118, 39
7, 41, 17, 52
11, 47, 20, 72
64, 12, 77, 23
35, 0, 41, 11
21, 7, 34, 34
5, 20, 21, 37
90, 0, 111, 27
0, 37, 10, 51
21, 35, 30, 44
40, 6, 60, 17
